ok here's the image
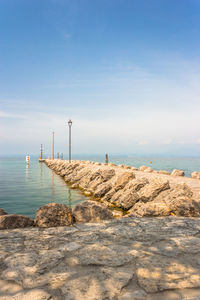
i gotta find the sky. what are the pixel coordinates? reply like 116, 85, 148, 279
0, 0, 200, 156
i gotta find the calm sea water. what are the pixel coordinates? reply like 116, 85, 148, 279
0, 157, 86, 218
0, 156, 200, 218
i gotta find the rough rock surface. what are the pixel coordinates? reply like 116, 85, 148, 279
114, 172, 135, 191
115, 190, 139, 210
35, 203, 73, 227
139, 165, 148, 171
171, 169, 185, 176
124, 178, 149, 192
138, 178, 170, 202
0, 208, 7, 216
0, 214, 34, 230
130, 184, 200, 218
1, 217, 200, 299
73, 200, 114, 223
45, 160, 200, 218
192, 171, 200, 179
158, 170, 170, 175
93, 182, 112, 198
143, 167, 153, 173
130, 201, 171, 217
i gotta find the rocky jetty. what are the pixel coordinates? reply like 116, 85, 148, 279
1, 217, 200, 299
45, 159, 200, 218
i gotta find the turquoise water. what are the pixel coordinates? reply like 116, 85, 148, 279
0, 158, 86, 218
0, 156, 200, 218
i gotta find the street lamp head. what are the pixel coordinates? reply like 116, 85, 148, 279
68, 119, 72, 127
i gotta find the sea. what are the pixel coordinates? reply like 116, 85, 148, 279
0, 155, 200, 218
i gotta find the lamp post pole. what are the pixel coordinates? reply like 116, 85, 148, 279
68, 120, 72, 163
40, 144, 43, 160
52, 132, 54, 160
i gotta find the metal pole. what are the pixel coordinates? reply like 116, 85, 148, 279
40, 144, 43, 160
52, 132, 54, 160
69, 125, 71, 163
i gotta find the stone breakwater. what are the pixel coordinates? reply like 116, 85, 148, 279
45, 159, 200, 218
1, 217, 200, 300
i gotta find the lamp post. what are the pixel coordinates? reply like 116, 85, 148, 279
68, 119, 72, 163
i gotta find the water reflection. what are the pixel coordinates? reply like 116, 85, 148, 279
51, 170, 54, 203
40, 162, 43, 186
25, 164, 29, 181
68, 189, 72, 208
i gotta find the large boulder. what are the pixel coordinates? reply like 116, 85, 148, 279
0, 214, 34, 229
73, 201, 113, 223
123, 165, 132, 169
108, 163, 116, 167
87, 177, 102, 191
93, 183, 112, 198
60, 169, 67, 177
130, 183, 200, 217
77, 169, 94, 189
139, 166, 148, 171
109, 190, 124, 204
130, 201, 170, 217
169, 197, 200, 217
171, 169, 185, 176
88, 169, 101, 181
191, 171, 200, 179
88, 169, 115, 193
116, 190, 139, 210
102, 188, 116, 202
100, 169, 115, 181
165, 184, 199, 217
0, 208, 8, 216
143, 167, 153, 173
124, 178, 149, 192
114, 172, 135, 191
158, 170, 170, 175
35, 203, 73, 227
155, 183, 193, 202
138, 178, 170, 202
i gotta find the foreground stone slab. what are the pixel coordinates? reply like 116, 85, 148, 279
1, 217, 200, 299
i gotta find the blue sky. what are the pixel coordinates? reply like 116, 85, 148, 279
0, 0, 200, 156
